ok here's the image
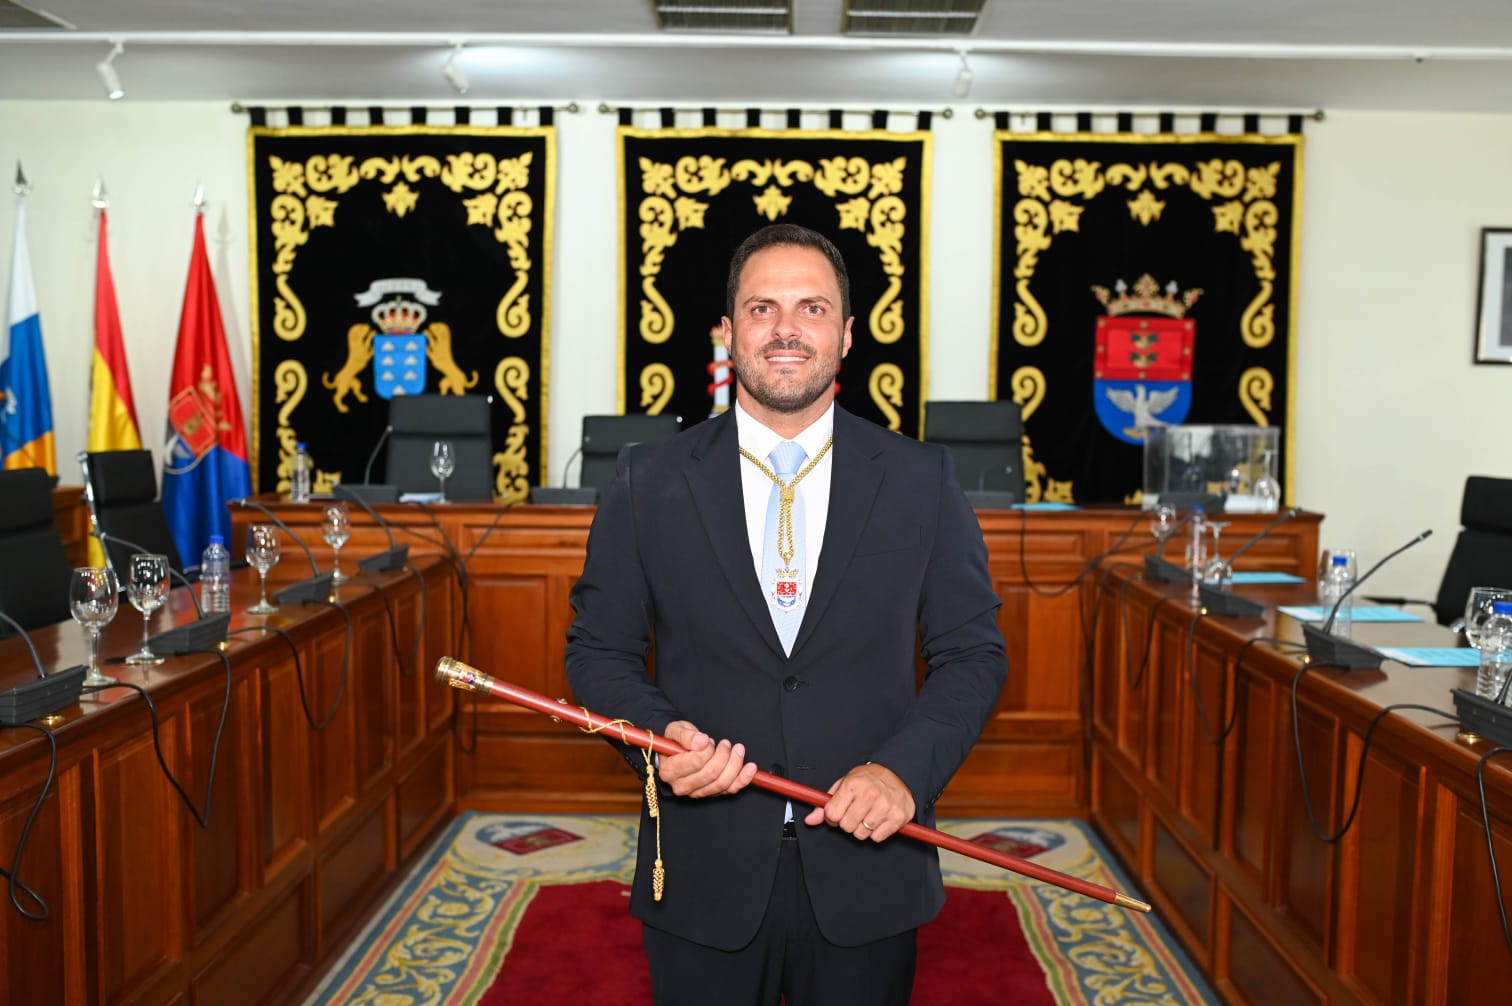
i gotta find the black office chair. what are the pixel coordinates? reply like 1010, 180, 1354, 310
386, 394, 495, 501
922, 400, 1025, 507
1432, 476, 1512, 626
578, 414, 683, 499
0, 468, 75, 631
81, 449, 185, 575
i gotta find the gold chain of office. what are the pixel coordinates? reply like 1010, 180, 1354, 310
738, 437, 833, 566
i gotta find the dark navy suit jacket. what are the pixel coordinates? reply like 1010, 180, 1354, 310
565, 406, 1007, 950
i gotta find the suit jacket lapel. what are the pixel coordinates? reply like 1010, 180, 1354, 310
685, 413, 789, 662
792, 408, 882, 656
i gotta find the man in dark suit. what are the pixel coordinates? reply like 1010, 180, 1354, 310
565, 223, 1007, 1005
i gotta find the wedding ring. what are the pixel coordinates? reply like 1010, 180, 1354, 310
861, 820, 875, 831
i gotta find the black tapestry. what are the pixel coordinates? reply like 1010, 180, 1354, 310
248, 125, 554, 501
619, 127, 930, 435
993, 132, 1302, 503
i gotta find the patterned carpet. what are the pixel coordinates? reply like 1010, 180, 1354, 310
304, 814, 1216, 1005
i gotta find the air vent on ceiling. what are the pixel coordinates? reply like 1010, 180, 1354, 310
843, 0, 986, 36
653, 1, 792, 33
0, 1, 73, 29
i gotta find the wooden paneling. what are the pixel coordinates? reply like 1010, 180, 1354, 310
0, 555, 454, 1006
1094, 561, 1512, 1006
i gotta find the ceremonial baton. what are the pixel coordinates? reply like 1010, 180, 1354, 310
435, 657, 1151, 914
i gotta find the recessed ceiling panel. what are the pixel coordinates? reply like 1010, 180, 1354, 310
652, 0, 793, 33
843, 0, 985, 36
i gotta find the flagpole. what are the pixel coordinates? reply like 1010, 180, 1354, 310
434, 656, 1153, 913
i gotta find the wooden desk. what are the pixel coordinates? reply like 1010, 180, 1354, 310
52, 484, 89, 567
0, 557, 456, 1006
232, 499, 1319, 817
1090, 565, 1512, 1004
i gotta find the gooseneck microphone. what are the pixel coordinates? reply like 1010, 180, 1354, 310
88, 530, 230, 651
0, 610, 86, 724
1198, 507, 1304, 618
363, 425, 394, 485
331, 484, 410, 572
529, 443, 596, 505
1145, 507, 1204, 583
234, 499, 336, 604
1302, 529, 1433, 669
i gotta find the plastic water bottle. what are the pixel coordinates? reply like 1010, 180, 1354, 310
1476, 600, 1512, 703
201, 535, 231, 614
1321, 554, 1354, 638
1185, 505, 1208, 591
291, 442, 313, 503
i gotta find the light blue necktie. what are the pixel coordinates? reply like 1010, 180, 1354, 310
761, 441, 808, 656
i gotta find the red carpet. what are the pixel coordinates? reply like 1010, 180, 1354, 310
482, 880, 1055, 1003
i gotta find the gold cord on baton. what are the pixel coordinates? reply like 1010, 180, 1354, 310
580, 711, 666, 901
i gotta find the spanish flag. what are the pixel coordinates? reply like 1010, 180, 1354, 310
86, 209, 142, 565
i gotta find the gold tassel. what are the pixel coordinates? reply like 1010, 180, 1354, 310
643, 741, 665, 902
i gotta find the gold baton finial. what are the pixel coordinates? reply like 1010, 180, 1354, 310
434, 656, 494, 692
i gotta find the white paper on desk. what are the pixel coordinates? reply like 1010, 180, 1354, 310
399, 491, 444, 503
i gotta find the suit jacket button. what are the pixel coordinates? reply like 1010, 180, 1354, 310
783, 676, 799, 692
770, 763, 786, 777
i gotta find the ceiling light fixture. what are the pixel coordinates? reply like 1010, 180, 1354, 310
96, 41, 124, 100
952, 49, 973, 98
442, 43, 469, 95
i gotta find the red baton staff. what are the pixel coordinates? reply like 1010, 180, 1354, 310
436, 657, 1151, 913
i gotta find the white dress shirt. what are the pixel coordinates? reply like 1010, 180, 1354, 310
733, 401, 835, 590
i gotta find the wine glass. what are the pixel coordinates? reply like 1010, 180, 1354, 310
322, 502, 351, 583
1149, 504, 1178, 557
1201, 520, 1232, 587
70, 566, 119, 689
124, 553, 169, 666
1253, 450, 1281, 513
430, 440, 455, 502
246, 523, 282, 615
1464, 586, 1512, 647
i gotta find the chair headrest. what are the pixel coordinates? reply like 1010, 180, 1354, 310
389, 394, 491, 437
1461, 476, 1512, 534
0, 467, 55, 533
87, 450, 160, 505
923, 401, 1023, 444
581, 414, 681, 458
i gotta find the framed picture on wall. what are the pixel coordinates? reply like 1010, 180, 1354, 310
1474, 227, 1512, 364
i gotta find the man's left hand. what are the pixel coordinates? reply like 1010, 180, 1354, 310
803, 763, 915, 841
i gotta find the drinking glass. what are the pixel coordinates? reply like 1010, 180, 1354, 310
124, 553, 169, 666
1252, 450, 1281, 513
322, 502, 351, 583
1463, 586, 1512, 647
430, 440, 455, 502
1201, 520, 1232, 587
246, 523, 282, 615
70, 566, 119, 688
1149, 504, 1178, 557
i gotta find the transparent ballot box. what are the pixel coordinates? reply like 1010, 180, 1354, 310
1142, 424, 1280, 512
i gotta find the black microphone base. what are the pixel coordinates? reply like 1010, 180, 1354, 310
964, 489, 1023, 509
1451, 688, 1512, 747
359, 545, 410, 573
0, 664, 86, 725
148, 612, 232, 656
529, 486, 598, 505
1158, 491, 1227, 512
1198, 584, 1265, 619
334, 483, 400, 504
274, 572, 338, 605
1145, 555, 1190, 583
1302, 623, 1382, 669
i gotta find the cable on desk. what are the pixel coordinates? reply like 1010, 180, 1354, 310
413, 501, 472, 659
1475, 747, 1512, 956
1126, 593, 1186, 693
0, 722, 56, 920
1016, 507, 1147, 599
80, 645, 233, 830
1289, 662, 1458, 844
229, 600, 352, 732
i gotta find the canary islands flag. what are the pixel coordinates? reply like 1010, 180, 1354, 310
1, 197, 56, 473
161, 211, 250, 563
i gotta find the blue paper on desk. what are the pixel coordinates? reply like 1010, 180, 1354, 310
1277, 605, 1425, 623
1375, 646, 1481, 668
1229, 571, 1306, 585
1012, 502, 1080, 511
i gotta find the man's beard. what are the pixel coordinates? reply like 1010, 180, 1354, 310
729, 337, 841, 415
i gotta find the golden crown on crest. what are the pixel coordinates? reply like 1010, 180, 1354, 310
371, 298, 428, 334
1091, 274, 1202, 319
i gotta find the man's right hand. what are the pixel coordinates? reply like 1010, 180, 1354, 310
658, 720, 759, 798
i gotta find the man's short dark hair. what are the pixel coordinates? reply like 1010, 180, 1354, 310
725, 224, 851, 319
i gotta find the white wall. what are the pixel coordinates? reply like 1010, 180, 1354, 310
1, 100, 1508, 598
